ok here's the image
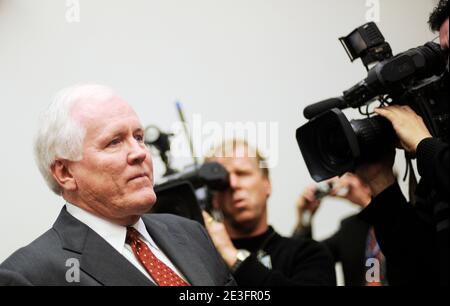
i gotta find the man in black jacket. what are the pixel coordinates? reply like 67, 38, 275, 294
355, 0, 449, 285
201, 139, 336, 286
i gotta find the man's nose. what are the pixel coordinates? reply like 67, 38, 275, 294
128, 140, 148, 165
229, 173, 240, 189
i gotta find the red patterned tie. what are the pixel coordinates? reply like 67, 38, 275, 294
126, 227, 189, 286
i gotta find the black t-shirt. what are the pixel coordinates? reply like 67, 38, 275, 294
231, 226, 336, 286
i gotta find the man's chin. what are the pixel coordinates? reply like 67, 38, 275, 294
129, 189, 157, 213
231, 212, 255, 225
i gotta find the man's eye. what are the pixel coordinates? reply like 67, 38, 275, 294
108, 139, 121, 146
135, 135, 144, 142
236, 172, 246, 177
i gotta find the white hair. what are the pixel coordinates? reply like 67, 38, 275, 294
34, 84, 117, 195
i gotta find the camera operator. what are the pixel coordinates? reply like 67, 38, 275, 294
201, 139, 336, 286
355, 0, 449, 285
294, 173, 389, 286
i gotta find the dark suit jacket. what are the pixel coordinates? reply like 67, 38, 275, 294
322, 215, 371, 286
0, 207, 235, 286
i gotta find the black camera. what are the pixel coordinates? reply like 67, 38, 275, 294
144, 125, 230, 224
150, 162, 230, 225
296, 22, 449, 182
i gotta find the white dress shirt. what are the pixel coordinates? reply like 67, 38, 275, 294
65, 203, 188, 284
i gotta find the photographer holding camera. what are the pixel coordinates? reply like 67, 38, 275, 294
201, 139, 336, 286
355, 1, 449, 285
294, 174, 389, 286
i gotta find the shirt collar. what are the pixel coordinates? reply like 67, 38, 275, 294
65, 202, 158, 254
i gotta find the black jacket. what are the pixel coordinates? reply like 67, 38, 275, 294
231, 227, 336, 286
359, 138, 449, 285
294, 215, 374, 286
322, 215, 372, 286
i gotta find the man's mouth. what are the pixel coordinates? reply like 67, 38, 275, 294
233, 198, 247, 207
129, 173, 150, 182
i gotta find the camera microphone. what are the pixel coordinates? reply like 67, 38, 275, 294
303, 97, 347, 119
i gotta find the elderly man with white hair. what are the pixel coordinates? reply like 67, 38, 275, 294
0, 85, 235, 286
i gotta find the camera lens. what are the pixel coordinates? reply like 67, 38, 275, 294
317, 122, 351, 171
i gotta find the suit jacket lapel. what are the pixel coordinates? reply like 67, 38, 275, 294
53, 207, 155, 286
80, 229, 155, 286
143, 216, 215, 286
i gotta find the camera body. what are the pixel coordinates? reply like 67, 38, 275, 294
297, 22, 449, 182
150, 161, 230, 225
144, 125, 230, 224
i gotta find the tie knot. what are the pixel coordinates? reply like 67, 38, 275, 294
126, 227, 141, 244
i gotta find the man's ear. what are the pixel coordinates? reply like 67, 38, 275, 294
51, 160, 77, 191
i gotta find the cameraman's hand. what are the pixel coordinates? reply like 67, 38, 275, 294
296, 184, 322, 224
355, 148, 396, 197
374, 105, 432, 154
330, 173, 372, 208
202, 211, 238, 268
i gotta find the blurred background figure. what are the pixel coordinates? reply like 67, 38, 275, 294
202, 139, 336, 286
294, 173, 388, 286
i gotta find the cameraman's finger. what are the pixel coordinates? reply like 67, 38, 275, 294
300, 185, 316, 200
303, 190, 316, 203
326, 176, 340, 185
343, 172, 365, 189
374, 107, 397, 122
297, 191, 317, 210
202, 211, 215, 228
310, 200, 321, 213
376, 105, 416, 119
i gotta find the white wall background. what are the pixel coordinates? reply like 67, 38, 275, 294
0, 0, 437, 271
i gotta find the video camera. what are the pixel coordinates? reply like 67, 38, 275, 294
145, 124, 230, 225
296, 22, 449, 182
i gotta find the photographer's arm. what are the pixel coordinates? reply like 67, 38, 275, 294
416, 138, 449, 200
293, 175, 372, 237
295, 175, 372, 264
293, 185, 321, 239
293, 186, 343, 264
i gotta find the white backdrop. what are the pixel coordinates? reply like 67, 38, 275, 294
0, 0, 437, 270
